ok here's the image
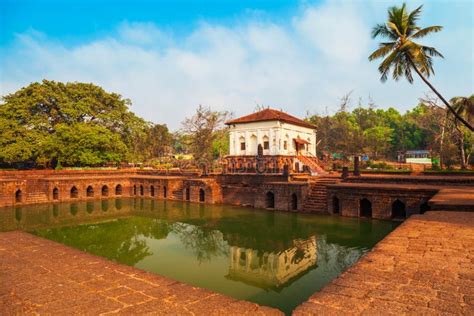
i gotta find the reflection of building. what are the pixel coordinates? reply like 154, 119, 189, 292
226, 236, 317, 289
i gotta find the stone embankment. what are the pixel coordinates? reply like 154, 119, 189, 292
294, 211, 474, 315
0, 231, 282, 315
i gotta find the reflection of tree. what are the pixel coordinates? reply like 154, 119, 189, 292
171, 222, 228, 263
34, 217, 169, 266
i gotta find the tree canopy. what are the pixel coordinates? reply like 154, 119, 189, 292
0, 80, 171, 167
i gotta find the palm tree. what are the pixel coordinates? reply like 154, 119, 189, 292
369, 3, 473, 132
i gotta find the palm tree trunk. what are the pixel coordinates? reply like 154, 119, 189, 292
407, 57, 474, 132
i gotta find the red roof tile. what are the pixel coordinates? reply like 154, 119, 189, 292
225, 108, 316, 129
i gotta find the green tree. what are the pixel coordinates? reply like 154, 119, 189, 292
0, 80, 147, 167
369, 3, 473, 131
364, 126, 394, 159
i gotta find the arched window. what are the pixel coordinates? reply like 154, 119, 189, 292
266, 191, 275, 209
150, 185, 155, 197
115, 184, 122, 196
86, 186, 94, 197
263, 135, 270, 150
360, 198, 372, 217
239, 136, 246, 151
70, 186, 78, 198
333, 196, 340, 214
291, 193, 297, 210
53, 187, 59, 200
163, 186, 167, 198
392, 199, 406, 219
102, 185, 109, 197
199, 188, 205, 202
15, 189, 22, 203
185, 187, 190, 201
250, 134, 258, 154
140, 185, 144, 196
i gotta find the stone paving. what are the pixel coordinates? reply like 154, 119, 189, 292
294, 211, 474, 315
0, 231, 282, 315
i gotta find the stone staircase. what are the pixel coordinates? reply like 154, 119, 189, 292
303, 177, 340, 213
297, 155, 327, 175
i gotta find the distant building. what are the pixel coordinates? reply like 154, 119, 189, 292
398, 150, 432, 164
224, 108, 324, 174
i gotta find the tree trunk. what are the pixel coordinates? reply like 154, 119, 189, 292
407, 57, 474, 132
439, 112, 448, 169
455, 122, 467, 169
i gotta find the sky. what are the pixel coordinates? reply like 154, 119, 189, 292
0, 0, 473, 130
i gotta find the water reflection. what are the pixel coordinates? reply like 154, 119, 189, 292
0, 198, 398, 314
227, 237, 317, 289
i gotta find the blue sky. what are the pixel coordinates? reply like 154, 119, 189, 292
1, 0, 473, 129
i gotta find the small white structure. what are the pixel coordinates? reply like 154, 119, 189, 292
225, 108, 317, 157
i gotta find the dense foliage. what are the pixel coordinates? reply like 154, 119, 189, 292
0, 80, 172, 167
307, 95, 473, 168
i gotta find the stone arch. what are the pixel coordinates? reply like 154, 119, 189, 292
53, 187, 59, 200
359, 198, 372, 218
420, 201, 431, 214
139, 185, 144, 196
101, 185, 109, 197
133, 185, 137, 196
392, 199, 406, 219
250, 134, 258, 155
163, 186, 167, 198
86, 185, 94, 197
185, 187, 190, 201
70, 186, 78, 198
266, 191, 275, 209
199, 188, 205, 202
333, 196, 340, 214
150, 185, 155, 197
115, 184, 122, 196
291, 193, 297, 211
15, 189, 22, 203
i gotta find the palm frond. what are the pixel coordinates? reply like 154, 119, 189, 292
368, 42, 396, 61
371, 24, 398, 40
421, 45, 444, 58
411, 26, 443, 39
387, 22, 402, 37
378, 49, 401, 82
405, 6, 423, 37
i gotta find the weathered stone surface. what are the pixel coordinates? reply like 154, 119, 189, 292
294, 211, 474, 315
0, 231, 283, 315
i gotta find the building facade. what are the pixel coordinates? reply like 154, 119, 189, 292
224, 109, 324, 174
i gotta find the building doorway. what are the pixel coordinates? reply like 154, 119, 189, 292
360, 198, 372, 217
199, 188, 205, 202
266, 191, 275, 208
291, 193, 297, 210
392, 199, 406, 219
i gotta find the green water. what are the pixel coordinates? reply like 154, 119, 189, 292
1, 199, 398, 314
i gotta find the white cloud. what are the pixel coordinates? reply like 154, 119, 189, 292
1, 0, 472, 130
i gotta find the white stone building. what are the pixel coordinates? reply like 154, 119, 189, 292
225, 108, 317, 157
